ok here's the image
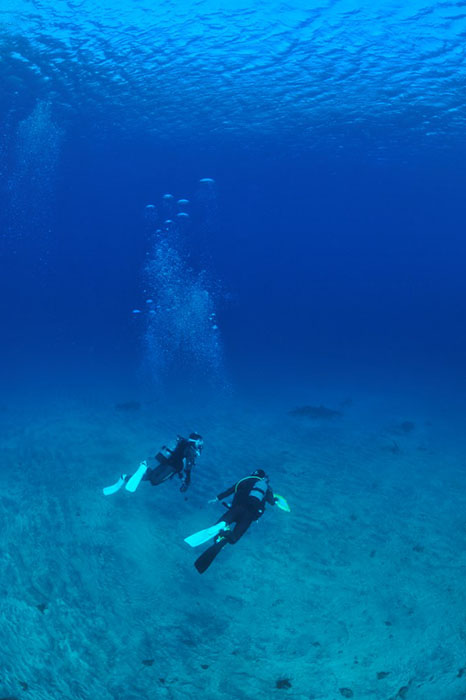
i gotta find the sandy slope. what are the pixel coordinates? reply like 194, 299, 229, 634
1, 379, 466, 700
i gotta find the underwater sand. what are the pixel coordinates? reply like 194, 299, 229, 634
1, 375, 466, 700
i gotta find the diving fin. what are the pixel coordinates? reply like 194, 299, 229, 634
125, 461, 148, 492
103, 474, 127, 496
194, 538, 227, 574
274, 493, 291, 512
184, 521, 228, 547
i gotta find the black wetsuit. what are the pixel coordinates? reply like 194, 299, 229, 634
143, 438, 197, 491
216, 476, 276, 543
194, 475, 275, 574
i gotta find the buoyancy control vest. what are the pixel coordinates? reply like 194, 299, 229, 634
234, 476, 268, 503
155, 436, 187, 466
249, 477, 268, 502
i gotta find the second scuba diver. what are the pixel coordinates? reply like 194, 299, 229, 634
185, 469, 287, 574
103, 433, 203, 496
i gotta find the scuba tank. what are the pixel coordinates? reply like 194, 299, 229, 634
155, 437, 183, 464
249, 478, 268, 502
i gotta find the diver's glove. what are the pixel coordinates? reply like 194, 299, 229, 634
208, 497, 218, 504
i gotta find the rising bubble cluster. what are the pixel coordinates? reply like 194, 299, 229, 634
6, 100, 63, 239
137, 181, 225, 386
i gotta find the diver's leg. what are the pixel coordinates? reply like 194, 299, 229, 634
144, 463, 175, 486
226, 510, 255, 544
216, 504, 241, 526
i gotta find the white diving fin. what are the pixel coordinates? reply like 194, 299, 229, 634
274, 493, 291, 512
184, 521, 228, 547
103, 475, 127, 496
125, 461, 148, 492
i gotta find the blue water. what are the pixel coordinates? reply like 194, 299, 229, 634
1, 2, 466, 698
2, 0, 466, 391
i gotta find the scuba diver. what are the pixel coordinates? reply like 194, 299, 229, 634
103, 433, 203, 496
184, 469, 289, 574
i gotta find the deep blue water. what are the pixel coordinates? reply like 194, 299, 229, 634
1, 0, 466, 391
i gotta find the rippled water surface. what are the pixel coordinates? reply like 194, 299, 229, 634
2, 0, 466, 152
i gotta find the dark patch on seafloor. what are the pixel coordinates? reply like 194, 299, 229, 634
390, 421, 416, 435
115, 401, 141, 411
382, 440, 401, 455
288, 405, 342, 420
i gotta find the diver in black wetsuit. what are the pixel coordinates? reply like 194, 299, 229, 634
143, 433, 203, 492
211, 469, 276, 542
193, 469, 276, 573
103, 433, 203, 496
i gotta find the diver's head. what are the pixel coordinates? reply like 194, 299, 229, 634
188, 433, 204, 454
251, 468, 267, 480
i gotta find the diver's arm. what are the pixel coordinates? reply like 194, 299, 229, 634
180, 450, 195, 492
216, 484, 236, 501
266, 487, 277, 505
180, 468, 191, 492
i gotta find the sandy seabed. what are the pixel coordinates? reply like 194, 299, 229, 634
1, 374, 466, 700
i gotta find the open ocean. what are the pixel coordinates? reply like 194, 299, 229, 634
1, 1, 466, 699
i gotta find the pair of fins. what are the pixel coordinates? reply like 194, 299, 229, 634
183, 495, 290, 548
184, 521, 231, 573
102, 461, 147, 496
184, 493, 291, 573
184, 494, 290, 548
